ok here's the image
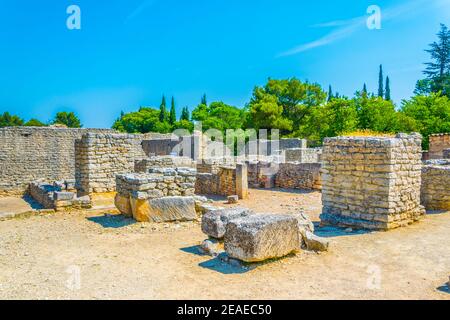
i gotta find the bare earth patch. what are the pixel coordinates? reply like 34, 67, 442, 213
0, 188, 448, 300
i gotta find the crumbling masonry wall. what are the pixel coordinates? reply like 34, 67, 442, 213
275, 163, 322, 190
320, 134, 425, 230
0, 127, 115, 195
195, 164, 248, 199
421, 160, 450, 210
75, 133, 145, 195
429, 133, 450, 159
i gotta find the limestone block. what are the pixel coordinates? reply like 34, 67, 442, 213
131, 196, 198, 223
201, 208, 253, 239
224, 214, 300, 262
53, 191, 75, 201
114, 193, 132, 216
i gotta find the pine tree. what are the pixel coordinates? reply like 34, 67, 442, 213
201, 94, 207, 105
424, 23, 450, 78
378, 65, 384, 98
385, 76, 391, 100
363, 83, 368, 94
169, 96, 176, 125
159, 95, 167, 122
327, 85, 333, 102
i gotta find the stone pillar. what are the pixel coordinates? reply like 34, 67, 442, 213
236, 164, 249, 199
320, 133, 425, 230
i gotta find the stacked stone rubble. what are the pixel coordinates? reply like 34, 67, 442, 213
134, 156, 195, 173
321, 133, 425, 230
429, 133, 450, 159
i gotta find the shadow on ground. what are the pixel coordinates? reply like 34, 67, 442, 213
199, 253, 254, 275
314, 224, 372, 238
22, 195, 44, 210
87, 214, 136, 228
437, 283, 449, 294
426, 210, 449, 215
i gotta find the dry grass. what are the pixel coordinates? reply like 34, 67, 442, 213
342, 129, 396, 138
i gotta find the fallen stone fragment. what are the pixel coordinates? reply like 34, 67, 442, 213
201, 208, 253, 239
53, 192, 74, 201
304, 231, 330, 252
227, 195, 239, 204
224, 214, 300, 262
200, 239, 224, 257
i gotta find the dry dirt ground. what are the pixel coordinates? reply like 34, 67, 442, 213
0, 188, 449, 300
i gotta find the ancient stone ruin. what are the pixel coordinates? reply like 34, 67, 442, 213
421, 160, 450, 211
320, 133, 425, 230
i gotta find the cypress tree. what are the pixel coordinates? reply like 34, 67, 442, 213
327, 85, 333, 102
378, 65, 384, 98
169, 96, 176, 125
201, 94, 207, 105
159, 95, 167, 122
181, 106, 190, 121
363, 83, 368, 94
385, 76, 391, 100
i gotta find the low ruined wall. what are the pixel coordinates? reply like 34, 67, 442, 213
321, 133, 425, 230
135, 156, 195, 173
421, 160, 450, 210
195, 165, 248, 198
429, 133, 450, 159
75, 133, 145, 195
116, 168, 197, 199
444, 149, 450, 159
275, 163, 322, 190
0, 127, 115, 194
284, 148, 322, 163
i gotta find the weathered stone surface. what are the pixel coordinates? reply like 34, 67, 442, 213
304, 231, 330, 252
114, 193, 132, 216
201, 208, 253, 239
224, 214, 300, 262
131, 196, 198, 223
227, 195, 239, 204
293, 212, 315, 247
421, 160, 450, 210
53, 192, 75, 201
320, 133, 425, 230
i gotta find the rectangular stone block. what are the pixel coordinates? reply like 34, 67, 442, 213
224, 214, 300, 262
201, 208, 253, 239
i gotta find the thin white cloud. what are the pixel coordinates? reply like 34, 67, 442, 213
278, 0, 430, 57
124, 0, 157, 24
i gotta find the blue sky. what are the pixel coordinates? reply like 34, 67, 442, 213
0, 0, 448, 128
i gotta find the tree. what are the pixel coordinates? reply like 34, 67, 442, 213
355, 94, 399, 132
363, 83, 368, 94
400, 93, 450, 149
192, 101, 247, 132
327, 85, 333, 102
385, 76, 391, 101
0, 112, 24, 127
52, 111, 82, 128
424, 24, 450, 78
25, 119, 46, 127
416, 24, 450, 97
248, 78, 326, 134
201, 94, 207, 106
180, 106, 190, 121
169, 97, 177, 125
378, 65, 384, 98
159, 96, 167, 123
112, 107, 177, 134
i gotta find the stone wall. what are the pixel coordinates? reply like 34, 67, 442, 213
75, 133, 145, 195
429, 133, 450, 159
0, 127, 115, 194
284, 148, 322, 163
421, 160, 450, 210
195, 164, 248, 199
135, 156, 195, 173
443, 149, 450, 159
320, 133, 425, 230
275, 163, 322, 190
